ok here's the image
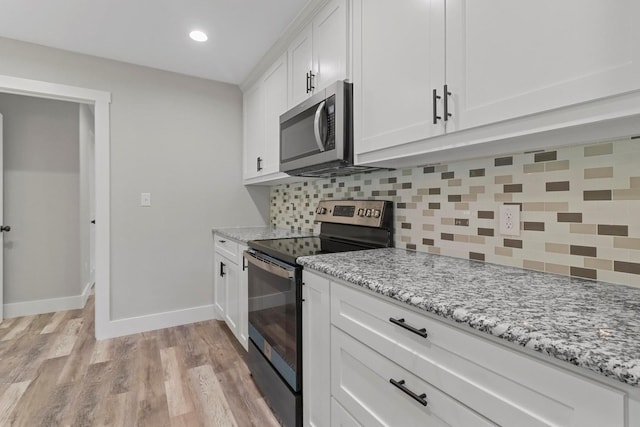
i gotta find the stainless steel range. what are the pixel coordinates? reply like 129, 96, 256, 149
244, 199, 393, 427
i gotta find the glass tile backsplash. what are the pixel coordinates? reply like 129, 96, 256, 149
270, 138, 640, 287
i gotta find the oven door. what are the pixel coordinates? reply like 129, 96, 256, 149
244, 249, 302, 392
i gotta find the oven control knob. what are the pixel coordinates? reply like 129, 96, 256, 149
358, 208, 364, 217
319, 207, 327, 214
373, 209, 381, 218
365, 209, 372, 217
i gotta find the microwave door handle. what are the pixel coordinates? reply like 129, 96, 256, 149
313, 100, 327, 152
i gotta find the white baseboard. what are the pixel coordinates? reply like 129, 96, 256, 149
80, 281, 94, 306
4, 282, 95, 318
97, 304, 216, 340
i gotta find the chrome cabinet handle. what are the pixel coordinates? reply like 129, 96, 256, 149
443, 84, 452, 121
390, 379, 428, 407
389, 317, 428, 338
313, 100, 327, 152
308, 70, 315, 92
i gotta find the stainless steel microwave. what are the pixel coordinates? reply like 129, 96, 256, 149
279, 80, 379, 177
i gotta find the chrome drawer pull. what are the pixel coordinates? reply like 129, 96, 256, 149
390, 378, 428, 407
389, 317, 428, 338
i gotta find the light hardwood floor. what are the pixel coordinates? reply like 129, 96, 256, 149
0, 294, 280, 426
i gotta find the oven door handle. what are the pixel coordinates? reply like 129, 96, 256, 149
243, 251, 295, 279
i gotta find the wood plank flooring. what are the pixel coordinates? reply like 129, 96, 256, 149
0, 294, 280, 426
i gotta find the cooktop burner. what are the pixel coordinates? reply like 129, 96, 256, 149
248, 199, 394, 265
247, 236, 372, 265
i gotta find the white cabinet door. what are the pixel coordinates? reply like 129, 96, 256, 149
214, 252, 228, 319
238, 245, 248, 351
331, 397, 362, 427
312, 0, 349, 93
445, 0, 640, 132
261, 53, 288, 175
302, 271, 331, 427
288, 25, 314, 108
224, 258, 240, 338
352, 0, 445, 156
243, 82, 264, 179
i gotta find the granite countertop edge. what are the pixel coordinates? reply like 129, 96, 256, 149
213, 226, 314, 244
298, 248, 640, 388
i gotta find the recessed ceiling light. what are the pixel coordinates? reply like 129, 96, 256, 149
189, 30, 208, 42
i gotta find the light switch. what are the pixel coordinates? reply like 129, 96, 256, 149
140, 192, 151, 207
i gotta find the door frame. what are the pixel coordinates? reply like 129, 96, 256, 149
0, 74, 111, 339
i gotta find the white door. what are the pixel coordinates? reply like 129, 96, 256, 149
302, 272, 331, 427
224, 260, 239, 336
214, 252, 227, 318
352, 0, 446, 157
288, 25, 314, 107
261, 53, 288, 175
0, 113, 3, 322
89, 126, 96, 283
242, 82, 264, 179
312, 0, 349, 93
445, 0, 640, 132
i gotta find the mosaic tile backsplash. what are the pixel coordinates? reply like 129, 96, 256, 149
270, 138, 640, 288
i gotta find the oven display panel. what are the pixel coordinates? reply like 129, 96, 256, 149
333, 205, 355, 217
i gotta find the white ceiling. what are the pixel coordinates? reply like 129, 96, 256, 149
0, 0, 310, 84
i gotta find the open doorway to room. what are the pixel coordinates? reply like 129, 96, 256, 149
0, 94, 95, 322
0, 75, 111, 339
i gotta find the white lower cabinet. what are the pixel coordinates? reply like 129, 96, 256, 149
330, 283, 624, 427
213, 233, 248, 351
331, 326, 494, 427
302, 272, 331, 427
330, 397, 361, 427
302, 270, 633, 427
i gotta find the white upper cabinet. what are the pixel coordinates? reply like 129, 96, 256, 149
261, 54, 289, 175
288, 26, 314, 108
312, 0, 349, 94
242, 82, 263, 180
242, 53, 292, 184
352, 0, 445, 155
288, 0, 349, 108
445, 0, 640, 133
353, 0, 640, 167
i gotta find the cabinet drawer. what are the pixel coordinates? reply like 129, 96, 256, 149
214, 235, 239, 263
331, 326, 494, 427
331, 282, 625, 427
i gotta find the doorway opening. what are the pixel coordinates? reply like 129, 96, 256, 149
0, 74, 110, 339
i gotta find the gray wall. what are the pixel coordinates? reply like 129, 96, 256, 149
0, 37, 270, 320
0, 93, 81, 303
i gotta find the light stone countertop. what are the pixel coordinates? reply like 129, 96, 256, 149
212, 226, 314, 245
297, 247, 640, 387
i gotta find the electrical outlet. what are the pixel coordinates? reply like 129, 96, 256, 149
499, 205, 520, 236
